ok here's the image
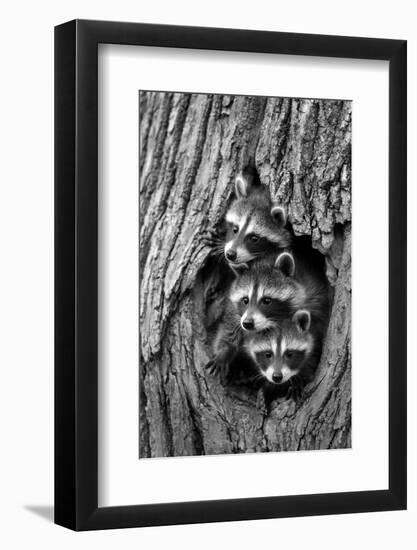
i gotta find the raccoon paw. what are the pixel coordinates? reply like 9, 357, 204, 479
205, 357, 229, 384
286, 375, 304, 402
256, 388, 268, 416
201, 228, 222, 248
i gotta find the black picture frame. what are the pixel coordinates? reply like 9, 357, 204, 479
55, 19, 407, 531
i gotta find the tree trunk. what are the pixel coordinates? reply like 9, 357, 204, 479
139, 91, 351, 457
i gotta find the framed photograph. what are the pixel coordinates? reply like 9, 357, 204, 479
55, 20, 407, 530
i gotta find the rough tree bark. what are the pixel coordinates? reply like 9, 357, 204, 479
139, 92, 351, 457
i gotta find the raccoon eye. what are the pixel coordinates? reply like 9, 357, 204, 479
249, 234, 259, 243
241, 297, 249, 305
265, 351, 273, 359
285, 350, 294, 359
262, 297, 272, 305
232, 225, 239, 234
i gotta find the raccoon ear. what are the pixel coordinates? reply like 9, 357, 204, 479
271, 205, 287, 228
274, 252, 295, 277
293, 310, 311, 333
235, 174, 251, 198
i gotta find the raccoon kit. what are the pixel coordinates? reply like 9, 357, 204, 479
224, 172, 291, 269
204, 171, 330, 405
246, 310, 322, 406
203, 169, 291, 271
231, 251, 330, 338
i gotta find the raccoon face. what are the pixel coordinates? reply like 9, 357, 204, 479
230, 252, 305, 332
223, 175, 290, 268
247, 310, 313, 384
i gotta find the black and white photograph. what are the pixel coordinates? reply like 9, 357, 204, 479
139, 91, 352, 458
0, 0, 412, 543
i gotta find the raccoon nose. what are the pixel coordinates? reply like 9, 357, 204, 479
272, 373, 283, 384
226, 249, 237, 261
242, 319, 254, 330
